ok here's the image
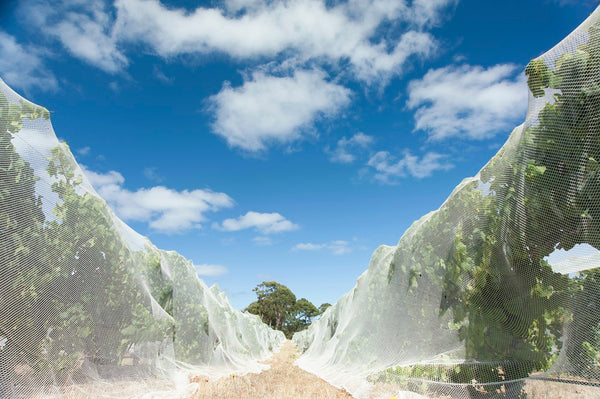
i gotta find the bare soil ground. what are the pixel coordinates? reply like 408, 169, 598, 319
523, 378, 600, 399
188, 340, 353, 399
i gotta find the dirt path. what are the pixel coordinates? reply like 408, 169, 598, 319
188, 341, 353, 399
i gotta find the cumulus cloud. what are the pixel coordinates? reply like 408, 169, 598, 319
208, 69, 351, 151
0, 31, 57, 93
21, 0, 451, 81
406, 63, 527, 141
214, 211, 298, 234
82, 166, 234, 234
195, 264, 228, 276
367, 150, 452, 183
328, 132, 374, 163
16, 0, 457, 152
293, 240, 351, 255
113, 0, 442, 82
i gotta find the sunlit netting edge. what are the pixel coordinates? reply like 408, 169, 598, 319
293, 6, 600, 399
0, 79, 285, 398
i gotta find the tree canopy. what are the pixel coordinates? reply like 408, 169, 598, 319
245, 281, 327, 338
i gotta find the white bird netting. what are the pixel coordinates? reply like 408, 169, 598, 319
0, 79, 285, 398
293, 7, 600, 399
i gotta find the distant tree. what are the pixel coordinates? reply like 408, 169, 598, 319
283, 298, 319, 337
245, 282, 322, 338
246, 282, 296, 331
295, 298, 319, 325
318, 303, 332, 315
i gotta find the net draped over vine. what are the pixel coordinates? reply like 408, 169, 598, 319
0, 80, 285, 398
293, 7, 600, 399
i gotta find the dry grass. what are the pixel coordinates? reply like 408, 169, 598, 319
188, 340, 353, 399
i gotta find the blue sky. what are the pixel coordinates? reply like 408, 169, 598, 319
0, 0, 597, 310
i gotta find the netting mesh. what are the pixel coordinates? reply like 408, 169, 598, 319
293, 7, 600, 399
0, 80, 285, 398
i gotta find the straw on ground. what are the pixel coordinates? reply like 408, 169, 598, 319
188, 340, 353, 399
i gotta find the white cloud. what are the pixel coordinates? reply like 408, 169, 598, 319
208, 69, 351, 151
143, 167, 163, 182
410, 0, 459, 26
16, 0, 456, 153
76, 146, 91, 156
84, 168, 125, 187
195, 264, 228, 276
329, 240, 352, 255
252, 236, 274, 246
367, 150, 452, 183
349, 30, 436, 84
23, 0, 451, 83
328, 132, 374, 163
294, 243, 326, 251
82, 166, 234, 234
293, 240, 351, 255
153, 65, 172, 84
0, 31, 57, 93
214, 211, 298, 234
553, 0, 596, 6
26, 0, 127, 73
406, 63, 527, 141
113, 0, 443, 82
54, 16, 127, 74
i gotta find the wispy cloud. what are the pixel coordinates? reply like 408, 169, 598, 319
26, 1, 127, 73
366, 150, 453, 184
195, 264, 228, 276
214, 211, 299, 234
553, 0, 596, 6
208, 69, 351, 152
327, 132, 374, 164
0, 30, 57, 93
294, 243, 326, 251
153, 65, 172, 84
76, 146, 91, 156
252, 236, 274, 246
144, 167, 164, 183
82, 166, 234, 234
407, 63, 527, 141
293, 240, 352, 255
